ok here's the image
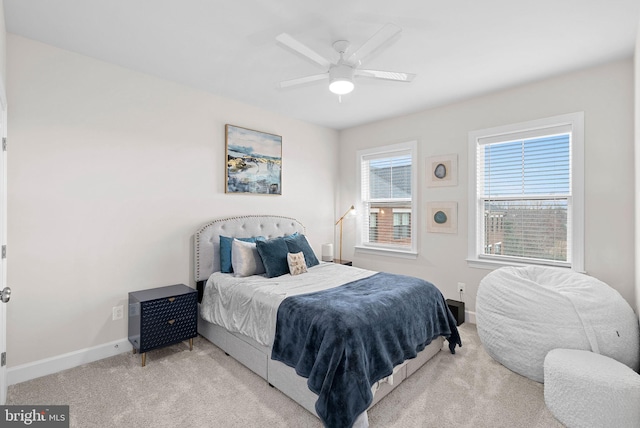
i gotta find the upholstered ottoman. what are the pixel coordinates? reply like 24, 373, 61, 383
544, 348, 640, 428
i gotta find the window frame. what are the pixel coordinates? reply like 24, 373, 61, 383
467, 112, 584, 271
356, 140, 418, 258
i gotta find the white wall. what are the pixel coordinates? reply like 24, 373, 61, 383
6, 34, 339, 367
339, 59, 635, 316
635, 20, 640, 316
0, 0, 5, 90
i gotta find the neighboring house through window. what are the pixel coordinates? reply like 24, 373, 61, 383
468, 112, 584, 271
357, 140, 418, 257
393, 210, 411, 240
369, 211, 379, 242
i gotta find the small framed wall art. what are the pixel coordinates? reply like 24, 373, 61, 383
426, 154, 457, 187
426, 201, 458, 234
225, 124, 282, 195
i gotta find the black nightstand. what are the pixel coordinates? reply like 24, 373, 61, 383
446, 299, 465, 326
128, 284, 197, 367
333, 259, 353, 266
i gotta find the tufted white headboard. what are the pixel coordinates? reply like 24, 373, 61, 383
194, 215, 306, 283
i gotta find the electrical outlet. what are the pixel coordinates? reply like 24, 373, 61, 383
112, 305, 123, 321
457, 282, 466, 293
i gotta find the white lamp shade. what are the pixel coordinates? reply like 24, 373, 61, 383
321, 243, 334, 261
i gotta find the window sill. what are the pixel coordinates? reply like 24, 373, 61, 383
355, 245, 418, 259
466, 257, 583, 273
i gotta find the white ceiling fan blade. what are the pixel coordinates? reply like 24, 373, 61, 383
277, 73, 328, 89
276, 33, 332, 69
347, 23, 402, 66
356, 69, 416, 82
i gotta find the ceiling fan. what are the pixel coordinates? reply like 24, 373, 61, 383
276, 23, 415, 96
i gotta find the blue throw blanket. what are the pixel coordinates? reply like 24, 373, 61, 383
271, 272, 461, 428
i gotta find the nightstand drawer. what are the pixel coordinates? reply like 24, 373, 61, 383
141, 293, 196, 327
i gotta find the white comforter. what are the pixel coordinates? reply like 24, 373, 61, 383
200, 262, 375, 347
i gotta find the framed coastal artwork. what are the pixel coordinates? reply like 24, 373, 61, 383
426, 154, 457, 187
225, 124, 282, 195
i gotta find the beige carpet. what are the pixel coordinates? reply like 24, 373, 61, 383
7, 323, 564, 427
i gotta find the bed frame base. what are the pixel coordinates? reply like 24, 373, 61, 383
198, 312, 444, 418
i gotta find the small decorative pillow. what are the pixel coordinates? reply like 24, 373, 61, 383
231, 238, 265, 277
287, 252, 307, 276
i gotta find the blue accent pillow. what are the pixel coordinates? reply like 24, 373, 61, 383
285, 234, 319, 268
220, 236, 258, 273
256, 237, 290, 278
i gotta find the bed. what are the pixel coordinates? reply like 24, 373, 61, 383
194, 215, 461, 428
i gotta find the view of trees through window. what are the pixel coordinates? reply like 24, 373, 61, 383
481, 133, 571, 263
484, 200, 568, 262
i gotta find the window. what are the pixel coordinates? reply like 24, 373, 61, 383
393, 211, 411, 239
468, 113, 584, 271
357, 141, 418, 257
369, 211, 379, 241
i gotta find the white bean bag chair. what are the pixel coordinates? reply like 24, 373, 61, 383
476, 266, 639, 382
544, 349, 640, 428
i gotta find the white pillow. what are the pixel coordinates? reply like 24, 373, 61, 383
287, 252, 307, 276
231, 238, 265, 277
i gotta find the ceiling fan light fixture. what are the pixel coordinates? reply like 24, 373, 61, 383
329, 64, 354, 95
329, 78, 354, 95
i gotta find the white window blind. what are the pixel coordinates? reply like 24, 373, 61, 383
477, 127, 572, 266
359, 142, 416, 254
468, 113, 584, 271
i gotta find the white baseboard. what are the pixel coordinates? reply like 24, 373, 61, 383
7, 310, 476, 386
466, 310, 477, 324
8, 338, 132, 386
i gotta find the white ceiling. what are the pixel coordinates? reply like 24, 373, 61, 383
4, 0, 640, 130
